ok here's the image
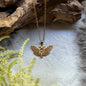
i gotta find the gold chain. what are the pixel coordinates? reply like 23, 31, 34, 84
32, 0, 46, 43
44, 0, 46, 41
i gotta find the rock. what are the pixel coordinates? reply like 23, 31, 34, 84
0, 0, 83, 36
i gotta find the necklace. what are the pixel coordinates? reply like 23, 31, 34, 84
31, 0, 53, 58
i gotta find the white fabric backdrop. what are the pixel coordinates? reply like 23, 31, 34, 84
6, 14, 86, 86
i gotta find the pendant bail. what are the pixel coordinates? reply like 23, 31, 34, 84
40, 40, 44, 46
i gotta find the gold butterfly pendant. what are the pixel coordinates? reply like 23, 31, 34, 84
31, 45, 53, 58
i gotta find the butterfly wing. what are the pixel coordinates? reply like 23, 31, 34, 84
31, 46, 40, 56
43, 45, 53, 56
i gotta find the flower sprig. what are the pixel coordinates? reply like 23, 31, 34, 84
0, 36, 39, 86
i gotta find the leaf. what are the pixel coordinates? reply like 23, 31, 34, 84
0, 36, 9, 42
19, 38, 30, 55
8, 59, 17, 71
0, 50, 19, 58
0, 46, 7, 51
1, 77, 7, 86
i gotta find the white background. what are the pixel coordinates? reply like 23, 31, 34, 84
6, 14, 85, 86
